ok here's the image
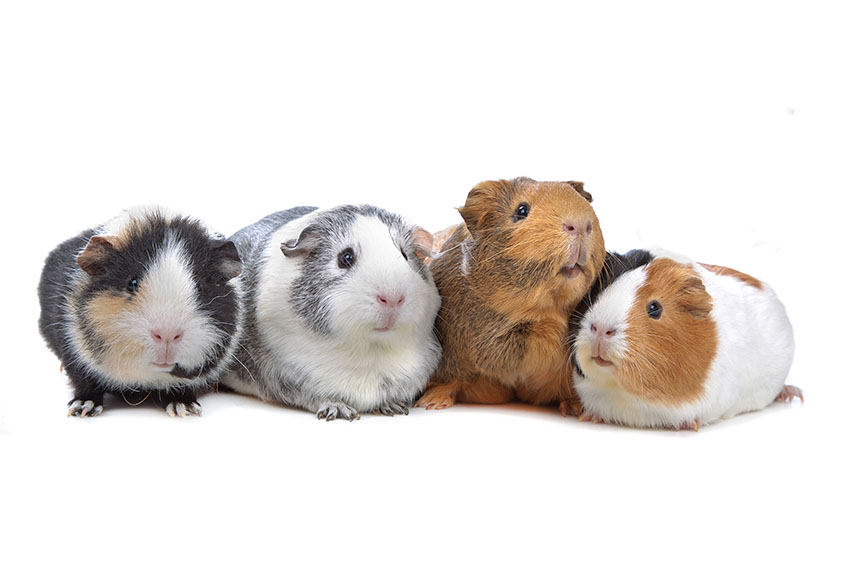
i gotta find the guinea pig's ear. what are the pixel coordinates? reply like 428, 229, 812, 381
458, 179, 511, 232
76, 235, 121, 275
281, 225, 320, 258
567, 181, 593, 203
678, 275, 713, 319
211, 240, 242, 280
410, 226, 435, 261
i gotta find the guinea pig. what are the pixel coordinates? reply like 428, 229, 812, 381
571, 250, 800, 430
38, 206, 243, 417
415, 177, 606, 414
220, 205, 442, 421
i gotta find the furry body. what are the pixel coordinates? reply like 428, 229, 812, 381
572, 251, 797, 428
38, 207, 243, 416
416, 177, 606, 413
222, 206, 441, 420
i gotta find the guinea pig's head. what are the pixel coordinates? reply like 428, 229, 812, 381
282, 205, 441, 342
74, 208, 242, 382
459, 177, 605, 313
573, 258, 718, 405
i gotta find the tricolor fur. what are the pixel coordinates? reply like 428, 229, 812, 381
572, 253, 796, 428
38, 206, 243, 416
221, 205, 442, 419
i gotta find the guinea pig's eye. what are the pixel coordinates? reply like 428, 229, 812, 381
127, 277, 139, 293
400, 247, 409, 262
647, 300, 663, 319
512, 202, 530, 222
338, 248, 356, 269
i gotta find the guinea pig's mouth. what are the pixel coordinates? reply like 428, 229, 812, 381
592, 355, 613, 367
152, 362, 176, 370
559, 263, 584, 279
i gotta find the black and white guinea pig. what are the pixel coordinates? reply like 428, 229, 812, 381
570, 249, 800, 430
38, 206, 243, 417
221, 205, 442, 421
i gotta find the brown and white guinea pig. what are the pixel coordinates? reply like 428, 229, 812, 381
38, 206, 243, 417
570, 249, 800, 430
415, 177, 606, 414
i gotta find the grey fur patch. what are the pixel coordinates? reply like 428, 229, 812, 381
226, 204, 440, 416
288, 205, 431, 336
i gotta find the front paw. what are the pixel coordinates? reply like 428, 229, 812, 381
559, 398, 583, 417
414, 385, 457, 410
317, 402, 361, 421
372, 402, 410, 417
67, 399, 104, 417
165, 401, 202, 417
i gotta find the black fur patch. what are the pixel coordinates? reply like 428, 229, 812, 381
38, 212, 242, 400
568, 249, 655, 340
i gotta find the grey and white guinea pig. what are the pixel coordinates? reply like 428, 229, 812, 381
221, 205, 442, 421
38, 206, 243, 417
570, 249, 800, 430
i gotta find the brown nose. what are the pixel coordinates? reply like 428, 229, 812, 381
563, 220, 593, 235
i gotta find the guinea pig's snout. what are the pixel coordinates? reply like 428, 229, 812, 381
588, 322, 617, 366
377, 293, 405, 309
151, 328, 184, 344
563, 219, 593, 236
374, 292, 405, 331
590, 323, 616, 337
150, 327, 185, 367
561, 216, 594, 271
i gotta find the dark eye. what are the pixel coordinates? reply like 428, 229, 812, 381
400, 247, 409, 262
647, 300, 663, 319
513, 202, 531, 222
127, 277, 139, 293
338, 248, 356, 269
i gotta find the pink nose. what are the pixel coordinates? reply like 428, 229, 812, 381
590, 323, 616, 337
377, 294, 405, 308
564, 219, 593, 235
151, 329, 184, 343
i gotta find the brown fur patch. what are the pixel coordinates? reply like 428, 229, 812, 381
76, 235, 123, 275
620, 258, 717, 405
699, 263, 763, 289
417, 177, 605, 410
84, 292, 146, 376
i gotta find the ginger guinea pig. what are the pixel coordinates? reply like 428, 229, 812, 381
571, 251, 800, 430
416, 177, 606, 414
38, 206, 243, 417
221, 205, 442, 421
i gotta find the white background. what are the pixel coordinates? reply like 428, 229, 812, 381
1, 1, 847, 565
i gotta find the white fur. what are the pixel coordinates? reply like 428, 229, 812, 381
574, 259, 795, 428
244, 211, 441, 411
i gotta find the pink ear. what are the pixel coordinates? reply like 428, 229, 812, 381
411, 226, 434, 261
76, 235, 121, 275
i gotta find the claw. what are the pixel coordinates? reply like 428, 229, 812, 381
775, 385, 804, 404
577, 412, 605, 424
67, 399, 103, 418
675, 419, 700, 432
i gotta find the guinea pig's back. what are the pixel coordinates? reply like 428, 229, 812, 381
230, 207, 318, 264
697, 265, 795, 416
